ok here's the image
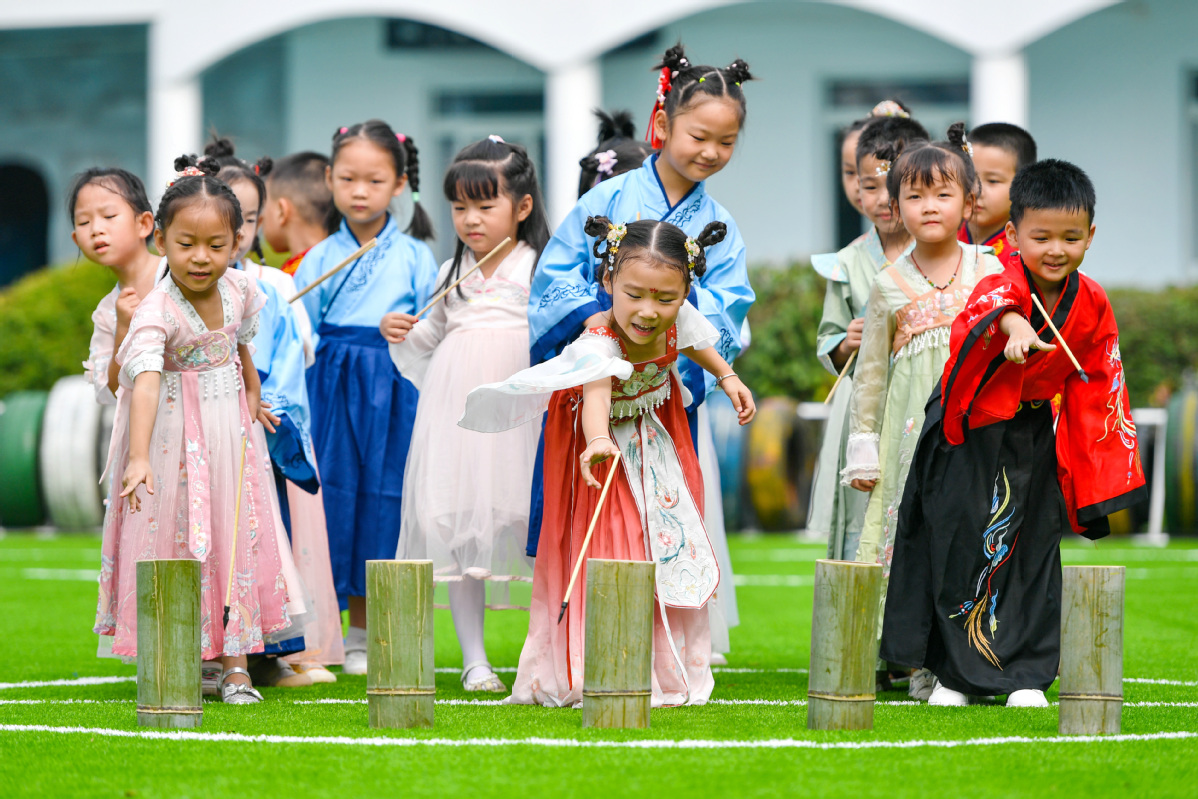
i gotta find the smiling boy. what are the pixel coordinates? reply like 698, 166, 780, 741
957, 122, 1037, 269
880, 160, 1146, 708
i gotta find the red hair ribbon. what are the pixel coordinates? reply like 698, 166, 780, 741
253, 164, 260, 175
646, 66, 674, 149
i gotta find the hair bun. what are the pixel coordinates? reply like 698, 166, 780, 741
173, 154, 195, 172
724, 59, 754, 85
204, 136, 236, 159
696, 220, 728, 249
584, 215, 612, 238
197, 157, 221, 177
579, 154, 600, 171
254, 156, 274, 178
595, 109, 636, 143
655, 43, 689, 73
946, 122, 968, 149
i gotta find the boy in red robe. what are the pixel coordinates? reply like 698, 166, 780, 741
958, 123, 1037, 270
881, 159, 1146, 708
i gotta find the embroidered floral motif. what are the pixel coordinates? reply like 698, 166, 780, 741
537, 283, 593, 310
169, 331, 233, 371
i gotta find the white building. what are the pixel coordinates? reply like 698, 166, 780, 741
1, 0, 1194, 287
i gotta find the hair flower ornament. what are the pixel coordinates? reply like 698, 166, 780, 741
684, 237, 701, 269
870, 100, 910, 119
166, 165, 204, 188
875, 159, 892, 177
488, 134, 506, 144
595, 149, 618, 177
961, 133, 974, 158
605, 222, 628, 270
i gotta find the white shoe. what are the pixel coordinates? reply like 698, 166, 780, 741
928, 678, 969, 707
342, 626, 367, 675
908, 668, 936, 702
461, 660, 506, 693
1006, 689, 1049, 708
293, 663, 338, 684
710, 653, 728, 667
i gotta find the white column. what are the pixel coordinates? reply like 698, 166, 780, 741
148, 23, 202, 205
970, 50, 1029, 129
545, 59, 602, 227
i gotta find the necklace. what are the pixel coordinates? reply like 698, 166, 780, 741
910, 249, 962, 290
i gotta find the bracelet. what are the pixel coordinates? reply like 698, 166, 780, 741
715, 373, 737, 387
586, 435, 613, 447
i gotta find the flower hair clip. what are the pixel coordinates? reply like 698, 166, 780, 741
605, 222, 628, 270
488, 134, 506, 144
397, 133, 407, 143
960, 133, 974, 158
166, 165, 204, 188
875, 159, 892, 177
870, 100, 910, 119
684, 237, 701, 270
595, 149, 618, 177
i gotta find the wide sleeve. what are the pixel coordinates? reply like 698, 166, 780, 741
257, 289, 319, 493
117, 294, 173, 388
692, 218, 754, 364
676, 301, 720, 351
816, 276, 854, 376
1055, 297, 1147, 539
411, 242, 440, 311
83, 293, 118, 405
459, 332, 632, 433
236, 273, 266, 345
388, 266, 450, 391
841, 280, 895, 483
527, 196, 606, 364
292, 240, 335, 329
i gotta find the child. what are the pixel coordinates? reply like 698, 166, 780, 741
841, 127, 1005, 697
207, 139, 343, 684
830, 99, 914, 223
577, 110, 654, 198
881, 160, 1146, 707
957, 122, 1037, 270
809, 113, 928, 563
292, 120, 438, 675
71, 167, 162, 405
98, 156, 296, 704
461, 216, 756, 707
260, 151, 339, 277
381, 136, 549, 692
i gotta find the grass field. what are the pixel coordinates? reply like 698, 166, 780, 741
1, 531, 1196, 798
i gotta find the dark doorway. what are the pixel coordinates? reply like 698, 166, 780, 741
0, 164, 49, 286
832, 130, 864, 249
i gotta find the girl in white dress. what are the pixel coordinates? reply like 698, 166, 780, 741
380, 136, 550, 692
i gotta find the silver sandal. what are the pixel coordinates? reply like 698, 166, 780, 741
220, 666, 264, 705
460, 659, 506, 693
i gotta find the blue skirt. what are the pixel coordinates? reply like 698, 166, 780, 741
308, 323, 417, 598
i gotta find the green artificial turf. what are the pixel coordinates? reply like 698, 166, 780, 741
1, 532, 1196, 798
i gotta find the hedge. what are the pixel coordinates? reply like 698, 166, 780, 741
1, 260, 1195, 408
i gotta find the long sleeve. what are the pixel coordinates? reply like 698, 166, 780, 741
528, 197, 605, 364
411, 243, 440, 312
388, 284, 448, 392
816, 278, 854, 376
692, 221, 754, 365
84, 293, 118, 405
841, 279, 894, 483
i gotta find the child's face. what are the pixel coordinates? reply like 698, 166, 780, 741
602, 257, 688, 347
841, 130, 863, 214
327, 139, 407, 228
228, 179, 261, 263
897, 170, 972, 245
451, 182, 532, 260
972, 144, 1019, 234
653, 97, 741, 185
1007, 207, 1095, 291
71, 182, 153, 267
154, 200, 239, 298
260, 179, 288, 254
857, 154, 901, 234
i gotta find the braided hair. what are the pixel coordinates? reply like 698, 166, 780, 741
155, 154, 243, 236
331, 120, 434, 241
583, 215, 726, 291
204, 135, 273, 261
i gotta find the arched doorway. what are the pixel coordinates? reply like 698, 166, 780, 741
0, 164, 49, 286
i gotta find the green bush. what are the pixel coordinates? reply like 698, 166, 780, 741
0, 262, 118, 398
1107, 285, 1198, 406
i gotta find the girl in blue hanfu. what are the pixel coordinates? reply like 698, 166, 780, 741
461, 216, 756, 707
531, 43, 756, 665
292, 120, 438, 674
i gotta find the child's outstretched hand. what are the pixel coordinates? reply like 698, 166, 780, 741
115, 287, 141, 333
579, 436, 621, 490
120, 457, 154, 513
257, 400, 281, 434
380, 312, 417, 344
1001, 315, 1055, 364
720, 375, 756, 425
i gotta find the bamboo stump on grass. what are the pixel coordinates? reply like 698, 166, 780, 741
367, 560, 434, 728
136, 559, 201, 728
583, 559, 655, 729
807, 559, 882, 731
1060, 565, 1124, 735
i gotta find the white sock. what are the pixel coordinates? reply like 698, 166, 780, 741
447, 577, 489, 678
344, 625, 367, 651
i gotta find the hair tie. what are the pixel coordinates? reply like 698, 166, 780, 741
253, 164, 260, 176
684, 237, 701, 271
960, 132, 974, 158
166, 165, 204, 189
411, 191, 420, 203
397, 133, 407, 143
605, 222, 628, 271
870, 100, 910, 119
488, 134, 506, 144
339, 127, 348, 134
595, 149, 618, 177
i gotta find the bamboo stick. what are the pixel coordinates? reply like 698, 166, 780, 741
824, 349, 857, 405
558, 452, 622, 624
1029, 293, 1089, 383
222, 435, 247, 630
137, 559, 202, 729
367, 559, 435, 729
807, 559, 882, 731
1059, 565, 1124, 735
583, 559, 655, 729
413, 237, 512, 319
287, 238, 378, 304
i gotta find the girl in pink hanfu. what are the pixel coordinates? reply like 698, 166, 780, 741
460, 217, 755, 707
95, 156, 298, 704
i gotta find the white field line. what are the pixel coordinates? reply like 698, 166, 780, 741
2, 724, 1196, 751
0, 549, 100, 562
14, 568, 99, 582
733, 575, 814, 587
0, 676, 135, 690
731, 548, 1198, 564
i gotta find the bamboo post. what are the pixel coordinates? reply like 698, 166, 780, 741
807, 559, 882, 731
136, 559, 201, 729
367, 559, 435, 729
1059, 565, 1124, 735
582, 558, 655, 729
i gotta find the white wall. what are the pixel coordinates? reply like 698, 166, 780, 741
1027, 0, 1197, 286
